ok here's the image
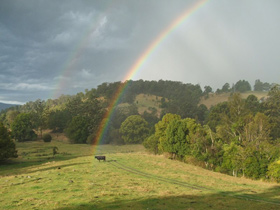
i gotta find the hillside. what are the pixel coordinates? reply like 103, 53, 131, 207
0, 102, 18, 111
117, 94, 165, 117
126, 91, 268, 115
0, 140, 279, 209
135, 94, 164, 116
200, 91, 269, 109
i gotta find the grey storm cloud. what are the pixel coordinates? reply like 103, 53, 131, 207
0, 0, 280, 104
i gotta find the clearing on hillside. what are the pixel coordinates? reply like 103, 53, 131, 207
200, 91, 268, 109
135, 93, 165, 117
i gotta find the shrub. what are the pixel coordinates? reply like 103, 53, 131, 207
143, 134, 159, 154
120, 115, 149, 144
42, 133, 52, 142
65, 116, 89, 144
0, 122, 18, 161
11, 113, 37, 142
267, 160, 280, 182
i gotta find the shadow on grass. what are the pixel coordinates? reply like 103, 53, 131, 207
0, 155, 92, 176
55, 186, 280, 210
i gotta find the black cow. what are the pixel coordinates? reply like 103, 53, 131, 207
95, 156, 106, 162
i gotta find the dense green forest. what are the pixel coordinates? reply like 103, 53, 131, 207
1, 79, 280, 182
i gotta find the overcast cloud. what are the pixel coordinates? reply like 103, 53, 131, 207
0, 0, 279, 104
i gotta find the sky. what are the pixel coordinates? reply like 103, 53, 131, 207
0, 0, 280, 105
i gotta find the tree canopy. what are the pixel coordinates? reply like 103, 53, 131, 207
0, 122, 17, 161
11, 113, 37, 142
120, 115, 149, 144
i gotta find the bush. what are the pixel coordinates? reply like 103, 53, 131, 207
120, 115, 149, 144
143, 134, 159, 154
65, 116, 89, 144
267, 160, 280, 182
42, 133, 52, 142
11, 113, 37, 142
0, 122, 18, 161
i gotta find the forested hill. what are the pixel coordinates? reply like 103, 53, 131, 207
0, 79, 206, 144
2, 79, 280, 182
95, 80, 203, 118
1, 79, 274, 124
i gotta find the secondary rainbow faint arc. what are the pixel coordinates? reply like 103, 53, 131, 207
52, 1, 116, 99
93, 0, 209, 146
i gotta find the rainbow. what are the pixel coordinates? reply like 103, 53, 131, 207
93, 0, 209, 147
52, 1, 116, 99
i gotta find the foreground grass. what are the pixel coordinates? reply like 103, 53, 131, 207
0, 140, 280, 210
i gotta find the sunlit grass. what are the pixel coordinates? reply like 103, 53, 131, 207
0, 140, 279, 209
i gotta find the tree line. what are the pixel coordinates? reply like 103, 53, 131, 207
1, 79, 280, 182
214, 79, 275, 94
0, 79, 204, 145
144, 86, 280, 182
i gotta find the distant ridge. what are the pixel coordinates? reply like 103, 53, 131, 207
0, 102, 18, 111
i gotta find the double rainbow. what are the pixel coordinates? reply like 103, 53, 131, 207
93, 0, 209, 146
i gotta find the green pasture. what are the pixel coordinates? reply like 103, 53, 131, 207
0, 140, 280, 210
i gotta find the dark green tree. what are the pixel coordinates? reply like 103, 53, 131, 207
206, 102, 229, 131
0, 122, 17, 161
120, 115, 149, 144
254, 79, 272, 92
65, 115, 89, 144
243, 150, 269, 179
264, 85, 280, 139
163, 119, 189, 159
142, 108, 159, 129
203, 85, 212, 96
42, 133, 52, 142
254, 79, 263, 91
11, 113, 37, 142
155, 113, 181, 152
245, 94, 260, 114
143, 134, 159, 154
48, 109, 71, 132
233, 80, 251, 92
31, 99, 46, 139
195, 104, 208, 124
65, 94, 104, 144
221, 83, 231, 93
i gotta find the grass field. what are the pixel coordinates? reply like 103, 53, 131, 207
135, 94, 163, 117
1, 139, 280, 210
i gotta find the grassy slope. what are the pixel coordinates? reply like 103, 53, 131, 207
1, 139, 280, 210
135, 94, 163, 117
122, 92, 268, 114
200, 91, 268, 109
117, 94, 163, 117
